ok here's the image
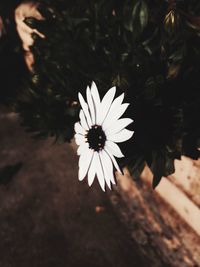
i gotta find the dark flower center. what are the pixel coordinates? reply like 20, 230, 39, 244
86, 125, 106, 151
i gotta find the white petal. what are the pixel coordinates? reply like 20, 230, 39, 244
108, 129, 134, 143
95, 152, 106, 191
103, 93, 124, 124
74, 122, 86, 135
75, 133, 86, 146
91, 81, 100, 106
104, 147, 122, 175
103, 103, 129, 130
87, 155, 96, 187
100, 150, 115, 188
107, 93, 124, 112
78, 93, 92, 127
78, 149, 93, 181
91, 82, 101, 124
99, 152, 111, 189
105, 141, 124, 158
77, 142, 89, 156
104, 118, 133, 136
86, 86, 96, 124
79, 110, 89, 130
97, 86, 116, 125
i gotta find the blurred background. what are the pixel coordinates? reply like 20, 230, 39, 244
0, 1, 200, 266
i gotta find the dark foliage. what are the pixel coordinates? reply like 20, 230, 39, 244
1, 0, 200, 187
0, 0, 29, 104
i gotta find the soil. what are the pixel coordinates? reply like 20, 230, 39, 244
0, 108, 145, 267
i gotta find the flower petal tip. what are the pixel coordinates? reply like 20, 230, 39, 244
88, 181, 92, 187
78, 92, 82, 98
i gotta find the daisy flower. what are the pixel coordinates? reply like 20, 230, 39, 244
74, 82, 134, 191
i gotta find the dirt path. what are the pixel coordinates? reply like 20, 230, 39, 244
0, 108, 145, 267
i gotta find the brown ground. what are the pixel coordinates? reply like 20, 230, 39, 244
0, 108, 145, 267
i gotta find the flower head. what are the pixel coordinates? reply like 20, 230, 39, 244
74, 82, 134, 191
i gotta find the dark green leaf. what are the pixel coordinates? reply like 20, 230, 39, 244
151, 151, 165, 189
128, 157, 145, 180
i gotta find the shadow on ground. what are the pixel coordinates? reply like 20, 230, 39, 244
0, 108, 145, 267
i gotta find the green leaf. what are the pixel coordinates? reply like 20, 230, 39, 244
151, 151, 165, 189
139, 0, 148, 30
164, 156, 175, 177
151, 151, 176, 188
124, 0, 148, 35
128, 156, 145, 180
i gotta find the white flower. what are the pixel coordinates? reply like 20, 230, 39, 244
74, 82, 134, 191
